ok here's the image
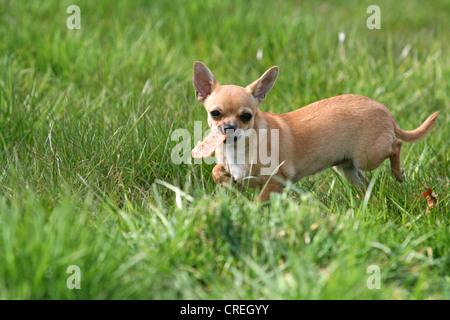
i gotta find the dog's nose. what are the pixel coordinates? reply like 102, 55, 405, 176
223, 124, 237, 134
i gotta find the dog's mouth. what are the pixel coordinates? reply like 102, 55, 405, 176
223, 128, 244, 144
224, 136, 239, 144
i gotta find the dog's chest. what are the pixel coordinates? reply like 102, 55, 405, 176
223, 144, 248, 181
228, 163, 247, 181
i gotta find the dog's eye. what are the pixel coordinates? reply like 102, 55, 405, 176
210, 110, 222, 119
240, 113, 252, 122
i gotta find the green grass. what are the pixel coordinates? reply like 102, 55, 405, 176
0, 0, 448, 299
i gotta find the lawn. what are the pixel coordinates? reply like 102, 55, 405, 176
0, 0, 448, 299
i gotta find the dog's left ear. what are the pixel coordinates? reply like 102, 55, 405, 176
247, 66, 279, 103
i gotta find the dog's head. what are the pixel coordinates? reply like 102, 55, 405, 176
193, 61, 278, 143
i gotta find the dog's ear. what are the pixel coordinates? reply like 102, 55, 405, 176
193, 62, 219, 102
247, 66, 278, 103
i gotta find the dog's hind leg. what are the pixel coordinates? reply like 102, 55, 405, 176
389, 139, 406, 182
334, 162, 368, 192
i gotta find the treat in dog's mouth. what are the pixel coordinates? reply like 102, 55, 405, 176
191, 129, 227, 158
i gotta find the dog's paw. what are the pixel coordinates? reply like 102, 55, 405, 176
212, 164, 231, 184
401, 168, 407, 181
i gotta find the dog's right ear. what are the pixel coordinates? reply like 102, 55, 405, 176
193, 61, 219, 102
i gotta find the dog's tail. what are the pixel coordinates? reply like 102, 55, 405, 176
395, 111, 440, 143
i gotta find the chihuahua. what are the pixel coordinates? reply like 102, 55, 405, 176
193, 61, 439, 201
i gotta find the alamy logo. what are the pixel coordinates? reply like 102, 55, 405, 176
366, 265, 381, 289
67, 5, 81, 30
366, 5, 381, 30
66, 265, 81, 289
171, 121, 280, 176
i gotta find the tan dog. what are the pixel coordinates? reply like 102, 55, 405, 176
193, 61, 439, 201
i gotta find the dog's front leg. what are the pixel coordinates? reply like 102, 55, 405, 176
212, 164, 231, 185
257, 176, 285, 202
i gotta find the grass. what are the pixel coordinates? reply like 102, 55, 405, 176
0, 0, 448, 299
